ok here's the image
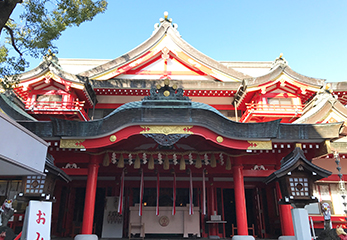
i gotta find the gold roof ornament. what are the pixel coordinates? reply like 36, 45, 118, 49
43, 49, 60, 66
45, 49, 55, 61
161, 11, 172, 22
318, 83, 333, 94
159, 11, 173, 23
155, 11, 177, 32
144, 78, 188, 100
325, 83, 333, 93
270, 52, 288, 70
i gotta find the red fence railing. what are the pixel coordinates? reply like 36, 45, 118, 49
244, 103, 304, 112
25, 100, 85, 111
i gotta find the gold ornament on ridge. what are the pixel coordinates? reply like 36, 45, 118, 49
110, 135, 117, 142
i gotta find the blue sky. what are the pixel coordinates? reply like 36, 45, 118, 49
11, 1, 347, 82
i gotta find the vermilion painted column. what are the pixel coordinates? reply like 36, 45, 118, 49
82, 155, 100, 234
209, 183, 218, 236
276, 182, 295, 236
233, 164, 248, 235
210, 183, 215, 213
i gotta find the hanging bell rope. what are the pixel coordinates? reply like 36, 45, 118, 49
95, 150, 253, 170
103, 153, 110, 167
225, 156, 231, 170
148, 154, 155, 170
134, 154, 141, 169
180, 155, 186, 170
164, 155, 170, 170
117, 154, 124, 168
195, 155, 202, 169
210, 154, 216, 168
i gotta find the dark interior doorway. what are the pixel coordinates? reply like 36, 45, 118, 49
94, 188, 106, 237
223, 188, 257, 237
245, 189, 256, 234
72, 187, 106, 237
223, 189, 236, 237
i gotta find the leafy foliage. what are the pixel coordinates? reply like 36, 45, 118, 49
0, 0, 107, 90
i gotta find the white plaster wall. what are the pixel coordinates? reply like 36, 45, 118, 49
330, 184, 344, 215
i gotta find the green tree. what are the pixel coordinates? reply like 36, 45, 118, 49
0, 0, 107, 89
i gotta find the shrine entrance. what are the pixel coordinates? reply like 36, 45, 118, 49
222, 188, 236, 237
127, 174, 202, 238
68, 187, 106, 238
221, 187, 274, 239
132, 187, 198, 208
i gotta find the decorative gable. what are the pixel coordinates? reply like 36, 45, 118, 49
13, 59, 96, 121
81, 16, 248, 82
234, 56, 324, 123
293, 90, 347, 126
103, 46, 213, 81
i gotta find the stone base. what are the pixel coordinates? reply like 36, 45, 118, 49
209, 236, 220, 239
231, 236, 255, 240
74, 234, 98, 240
278, 236, 296, 240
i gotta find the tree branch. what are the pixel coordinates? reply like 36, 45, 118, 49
4, 25, 22, 56
0, 0, 21, 36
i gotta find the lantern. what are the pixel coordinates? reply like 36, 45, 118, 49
18, 154, 70, 201
265, 147, 331, 208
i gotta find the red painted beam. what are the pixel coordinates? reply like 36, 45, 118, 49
310, 215, 347, 229
95, 103, 123, 109
62, 168, 88, 175
243, 169, 275, 177
210, 104, 235, 110
319, 175, 347, 182
68, 125, 258, 150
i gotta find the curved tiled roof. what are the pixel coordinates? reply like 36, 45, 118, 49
14, 60, 97, 106
18, 95, 343, 142
165, 23, 250, 80
0, 93, 37, 121
330, 81, 347, 91
15, 72, 344, 141
46, 154, 71, 182
244, 65, 324, 87
110, 100, 228, 119
17, 60, 88, 84
19, 98, 282, 140
233, 64, 326, 108
265, 147, 331, 184
89, 78, 241, 91
79, 21, 250, 81
294, 91, 347, 124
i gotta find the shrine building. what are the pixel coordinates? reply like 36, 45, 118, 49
2, 12, 347, 239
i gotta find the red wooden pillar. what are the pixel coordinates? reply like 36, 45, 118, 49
210, 183, 215, 213
82, 155, 100, 234
209, 182, 218, 236
233, 163, 248, 235
276, 182, 295, 236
